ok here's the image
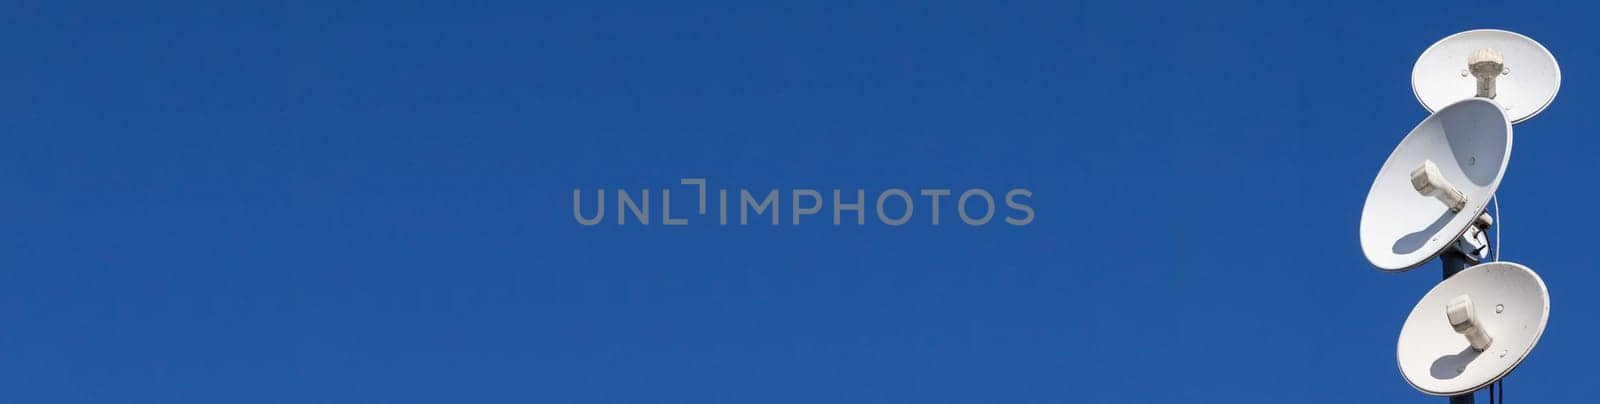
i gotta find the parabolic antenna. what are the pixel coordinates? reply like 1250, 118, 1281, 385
1360, 98, 1510, 271
1413, 29, 1560, 124
1398, 261, 1549, 396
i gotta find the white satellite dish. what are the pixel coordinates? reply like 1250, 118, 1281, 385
1397, 261, 1549, 396
1360, 98, 1511, 271
1413, 29, 1560, 124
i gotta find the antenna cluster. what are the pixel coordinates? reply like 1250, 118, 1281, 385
1360, 29, 1560, 403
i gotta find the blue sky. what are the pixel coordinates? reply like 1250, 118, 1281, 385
4, 0, 1599, 402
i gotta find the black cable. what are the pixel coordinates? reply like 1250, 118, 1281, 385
1489, 382, 1495, 404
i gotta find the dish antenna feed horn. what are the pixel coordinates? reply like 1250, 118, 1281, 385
1468, 48, 1504, 99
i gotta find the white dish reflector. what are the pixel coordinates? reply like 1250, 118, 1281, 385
1397, 261, 1549, 396
1360, 98, 1511, 271
1413, 29, 1560, 124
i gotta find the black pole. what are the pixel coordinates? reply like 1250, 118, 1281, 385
1441, 251, 1475, 404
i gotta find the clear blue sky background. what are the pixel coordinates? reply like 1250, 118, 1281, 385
4, 1, 1598, 402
